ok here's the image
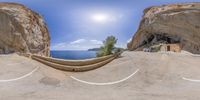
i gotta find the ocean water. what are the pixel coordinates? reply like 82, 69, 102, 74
50, 50, 97, 60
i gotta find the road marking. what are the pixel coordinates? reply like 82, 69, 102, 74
0, 66, 39, 82
70, 69, 139, 86
182, 77, 200, 82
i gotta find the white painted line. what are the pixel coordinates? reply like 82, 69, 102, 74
71, 69, 139, 86
182, 77, 200, 82
0, 66, 39, 82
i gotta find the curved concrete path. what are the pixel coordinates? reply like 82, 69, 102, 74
0, 51, 200, 100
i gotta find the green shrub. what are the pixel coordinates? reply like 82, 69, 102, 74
96, 36, 117, 57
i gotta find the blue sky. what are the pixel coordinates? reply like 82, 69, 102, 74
0, 0, 199, 50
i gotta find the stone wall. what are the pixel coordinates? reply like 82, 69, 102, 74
160, 44, 181, 52
25, 52, 122, 72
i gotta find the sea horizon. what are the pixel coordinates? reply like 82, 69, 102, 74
50, 50, 97, 60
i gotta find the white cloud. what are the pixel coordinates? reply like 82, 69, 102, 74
51, 39, 103, 50
90, 40, 103, 45
127, 38, 132, 43
70, 39, 86, 44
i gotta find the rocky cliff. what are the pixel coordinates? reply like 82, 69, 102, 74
128, 2, 200, 54
0, 3, 50, 56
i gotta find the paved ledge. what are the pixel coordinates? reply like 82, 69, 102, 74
32, 54, 117, 72
1, 51, 200, 100
32, 54, 114, 66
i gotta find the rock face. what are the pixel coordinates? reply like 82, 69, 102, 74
0, 3, 50, 56
128, 3, 200, 54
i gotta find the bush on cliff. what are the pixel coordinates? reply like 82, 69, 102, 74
96, 36, 117, 57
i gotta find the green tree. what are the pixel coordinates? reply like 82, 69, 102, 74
96, 36, 117, 57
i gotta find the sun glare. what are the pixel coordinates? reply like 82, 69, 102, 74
92, 13, 108, 23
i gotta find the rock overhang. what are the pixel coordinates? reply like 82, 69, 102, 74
128, 2, 200, 54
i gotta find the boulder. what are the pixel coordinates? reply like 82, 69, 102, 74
0, 3, 50, 56
128, 3, 200, 54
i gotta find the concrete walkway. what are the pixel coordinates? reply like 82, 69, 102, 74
0, 51, 200, 100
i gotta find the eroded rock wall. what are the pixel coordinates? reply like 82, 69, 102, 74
0, 3, 50, 56
128, 3, 200, 54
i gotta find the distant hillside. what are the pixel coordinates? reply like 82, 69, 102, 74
88, 48, 100, 51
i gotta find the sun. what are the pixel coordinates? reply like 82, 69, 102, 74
91, 13, 108, 23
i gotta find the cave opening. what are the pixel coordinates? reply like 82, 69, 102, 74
144, 33, 181, 47
140, 33, 182, 52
